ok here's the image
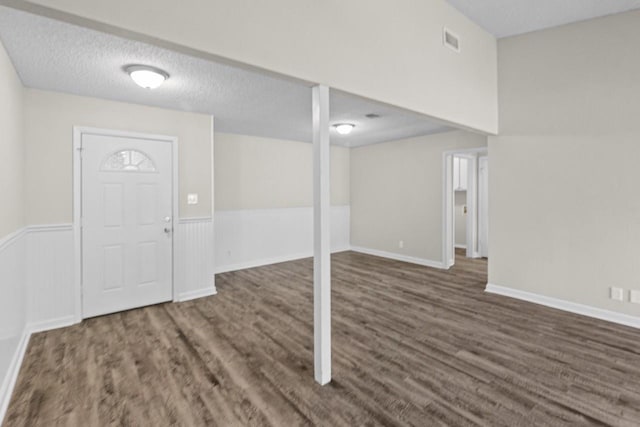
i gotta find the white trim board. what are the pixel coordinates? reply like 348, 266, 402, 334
176, 287, 217, 302
350, 246, 447, 270
27, 315, 77, 335
179, 217, 213, 224
0, 227, 27, 426
216, 252, 312, 274
26, 224, 73, 233
485, 284, 640, 329
0, 328, 29, 425
215, 248, 351, 274
0, 316, 78, 425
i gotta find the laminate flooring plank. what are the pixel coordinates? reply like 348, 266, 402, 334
5, 250, 640, 426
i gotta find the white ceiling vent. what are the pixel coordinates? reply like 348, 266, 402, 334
443, 28, 460, 53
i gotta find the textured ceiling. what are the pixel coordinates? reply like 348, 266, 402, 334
446, 0, 640, 38
0, 6, 450, 147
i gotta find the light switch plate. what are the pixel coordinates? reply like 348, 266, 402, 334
187, 193, 198, 205
611, 287, 624, 301
630, 290, 640, 304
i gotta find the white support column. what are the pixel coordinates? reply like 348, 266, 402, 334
312, 84, 331, 385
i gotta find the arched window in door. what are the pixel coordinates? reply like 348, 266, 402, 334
101, 149, 157, 172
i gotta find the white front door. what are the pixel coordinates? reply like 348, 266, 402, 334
81, 133, 173, 318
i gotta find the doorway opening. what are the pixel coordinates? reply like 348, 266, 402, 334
442, 148, 488, 268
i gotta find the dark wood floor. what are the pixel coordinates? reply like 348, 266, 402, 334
4, 250, 640, 426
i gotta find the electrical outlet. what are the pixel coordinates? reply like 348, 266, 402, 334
187, 193, 198, 205
630, 290, 640, 304
399, 240, 404, 249
610, 287, 624, 301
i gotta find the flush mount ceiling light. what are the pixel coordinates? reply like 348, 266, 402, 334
333, 123, 355, 135
125, 65, 169, 89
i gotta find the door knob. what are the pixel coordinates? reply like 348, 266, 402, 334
164, 227, 172, 234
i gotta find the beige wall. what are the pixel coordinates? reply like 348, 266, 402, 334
0, 39, 24, 239
351, 130, 487, 262
490, 10, 640, 315
25, 0, 497, 134
214, 133, 349, 210
24, 89, 213, 224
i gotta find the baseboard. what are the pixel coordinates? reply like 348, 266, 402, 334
216, 252, 312, 274
485, 283, 640, 329
350, 246, 446, 270
27, 315, 77, 334
176, 287, 217, 302
0, 328, 30, 425
216, 247, 353, 274
332, 247, 352, 254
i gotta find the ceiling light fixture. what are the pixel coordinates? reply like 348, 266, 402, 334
125, 65, 169, 89
333, 123, 355, 135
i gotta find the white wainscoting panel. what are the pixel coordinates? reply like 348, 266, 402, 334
0, 229, 26, 340
0, 228, 27, 424
215, 206, 350, 273
26, 225, 76, 331
175, 218, 216, 301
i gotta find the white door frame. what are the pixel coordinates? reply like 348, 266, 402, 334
478, 155, 489, 258
442, 147, 487, 268
73, 126, 179, 322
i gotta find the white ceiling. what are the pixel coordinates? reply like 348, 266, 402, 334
446, 0, 640, 38
0, 6, 451, 148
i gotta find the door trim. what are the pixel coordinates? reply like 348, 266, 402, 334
73, 126, 179, 321
478, 155, 489, 258
442, 147, 487, 269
